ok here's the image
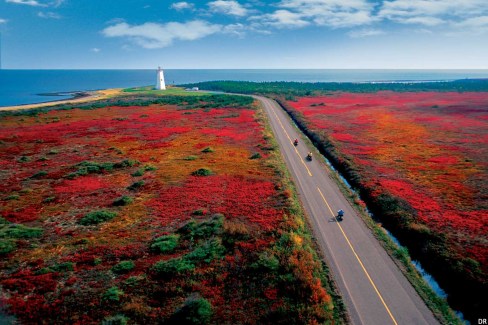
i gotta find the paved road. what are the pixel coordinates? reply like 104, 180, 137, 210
256, 95, 439, 325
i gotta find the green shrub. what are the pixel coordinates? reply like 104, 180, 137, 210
192, 168, 213, 176
192, 208, 206, 216
186, 239, 226, 263
48, 149, 58, 155
101, 314, 128, 325
184, 155, 198, 161
201, 147, 214, 153
112, 261, 135, 274
127, 180, 144, 191
252, 251, 280, 271
144, 165, 157, 171
153, 257, 195, 275
151, 234, 179, 253
0, 240, 16, 255
52, 262, 75, 272
102, 286, 124, 302
250, 153, 262, 159
43, 196, 56, 203
131, 169, 144, 177
170, 294, 213, 325
18, 156, 29, 162
79, 210, 117, 225
124, 275, 145, 287
5, 195, 19, 201
178, 214, 224, 239
30, 171, 48, 179
112, 196, 133, 206
0, 223, 43, 239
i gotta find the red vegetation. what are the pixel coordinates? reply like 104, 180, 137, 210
0, 98, 335, 323
285, 91, 488, 320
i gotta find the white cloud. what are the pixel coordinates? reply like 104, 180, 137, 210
379, 0, 488, 27
0, 18, 7, 24
91, 48, 101, 53
252, 9, 309, 28
253, 0, 375, 29
102, 20, 222, 49
208, 0, 249, 17
38, 11, 61, 19
348, 28, 385, 38
6, 0, 64, 7
171, 2, 194, 11
6, 0, 45, 6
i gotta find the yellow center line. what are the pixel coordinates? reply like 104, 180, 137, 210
269, 104, 313, 176
317, 187, 399, 325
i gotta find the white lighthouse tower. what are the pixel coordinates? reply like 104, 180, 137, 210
155, 67, 166, 90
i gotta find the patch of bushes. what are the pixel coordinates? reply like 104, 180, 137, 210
192, 168, 213, 176
201, 147, 214, 153
153, 257, 195, 275
66, 159, 140, 179
170, 294, 213, 325
0, 240, 16, 255
186, 239, 225, 264
131, 169, 144, 177
30, 170, 48, 179
43, 196, 56, 203
127, 180, 144, 191
184, 156, 198, 161
178, 214, 224, 239
251, 251, 280, 271
151, 234, 179, 253
102, 286, 124, 302
101, 314, 129, 325
250, 153, 262, 159
0, 221, 43, 239
52, 262, 75, 272
144, 165, 157, 171
79, 210, 117, 226
112, 196, 133, 206
112, 261, 135, 274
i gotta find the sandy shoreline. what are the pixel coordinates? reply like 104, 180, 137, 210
0, 88, 123, 111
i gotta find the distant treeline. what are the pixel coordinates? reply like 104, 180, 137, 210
181, 79, 488, 96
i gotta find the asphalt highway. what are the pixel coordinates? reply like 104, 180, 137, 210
256, 95, 439, 325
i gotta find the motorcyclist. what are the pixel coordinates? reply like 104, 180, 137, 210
307, 152, 313, 160
337, 209, 344, 220
294, 139, 298, 146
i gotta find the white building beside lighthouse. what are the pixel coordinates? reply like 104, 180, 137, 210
155, 67, 166, 90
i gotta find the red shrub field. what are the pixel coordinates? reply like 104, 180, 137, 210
0, 95, 340, 324
283, 91, 487, 320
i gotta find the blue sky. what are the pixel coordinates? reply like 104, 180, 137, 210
0, 0, 487, 69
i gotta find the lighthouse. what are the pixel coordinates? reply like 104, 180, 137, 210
155, 67, 166, 90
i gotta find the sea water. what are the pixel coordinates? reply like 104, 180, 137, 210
1, 69, 488, 106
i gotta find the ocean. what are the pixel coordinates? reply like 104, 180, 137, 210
1, 69, 488, 107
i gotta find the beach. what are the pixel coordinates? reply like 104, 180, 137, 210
0, 88, 123, 111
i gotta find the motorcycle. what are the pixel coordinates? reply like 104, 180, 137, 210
293, 139, 298, 146
337, 209, 344, 221
306, 153, 313, 161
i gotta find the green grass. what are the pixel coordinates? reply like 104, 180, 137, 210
122, 86, 210, 96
